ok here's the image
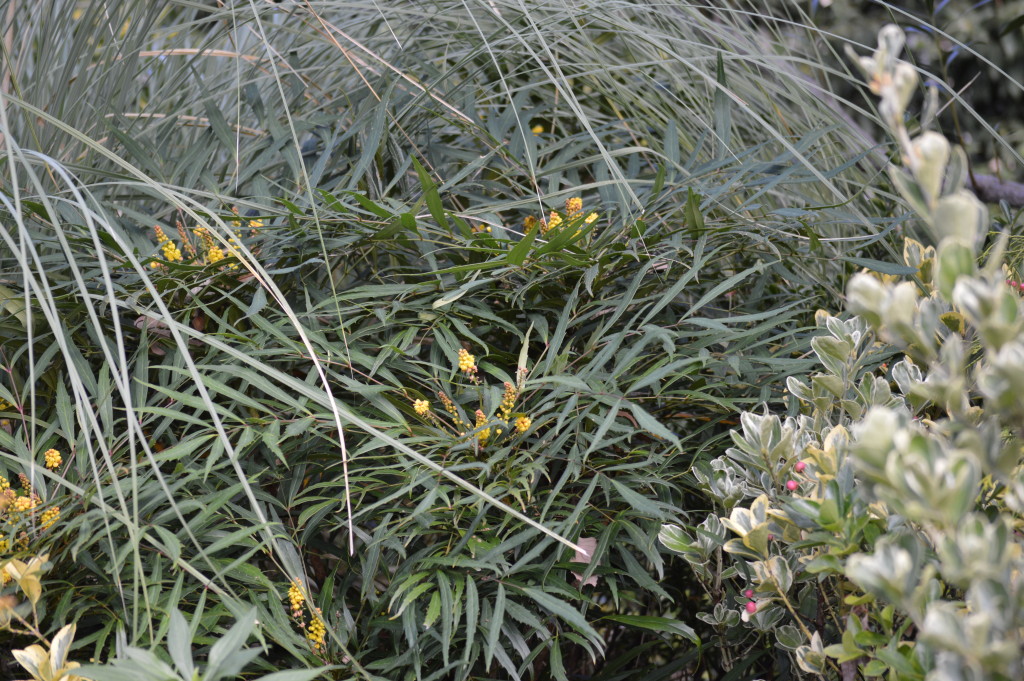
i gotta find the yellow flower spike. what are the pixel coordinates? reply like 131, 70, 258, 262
474, 409, 491, 445
584, 212, 598, 224
288, 580, 305, 619
176, 221, 197, 258
437, 391, 469, 430
153, 225, 170, 244
207, 245, 225, 264
193, 227, 216, 259
307, 610, 326, 652
499, 382, 517, 421
40, 506, 59, 530
457, 348, 477, 373
547, 212, 563, 230
43, 449, 62, 470
523, 215, 537, 231
565, 197, 583, 215
531, 124, 544, 134
413, 399, 430, 415
515, 416, 532, 433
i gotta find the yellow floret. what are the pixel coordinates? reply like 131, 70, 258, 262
457, 349, 476, 373
584, 212, 598, 224
565, 197, 583, 215
161, 241, 182, 262
11, 495, 36, 513
207, 245, 225, 264
547, 212, 563, 230
515, 416, 532, 433
40, 506, 59, 529
307, 611, 326, 652
413, 399, 430, 415
43, 449, 62, 470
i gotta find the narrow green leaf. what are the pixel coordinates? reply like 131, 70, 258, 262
602, 615, 699, 643
484, 584, 505, 667
507, 221, 540, 266
412, 156, 449, 231
685, 187, 705, 233
423, 590, 442, 629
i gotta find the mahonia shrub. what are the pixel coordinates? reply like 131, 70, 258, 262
661, 25, 1024, 681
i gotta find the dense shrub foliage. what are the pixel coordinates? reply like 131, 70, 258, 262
1, 3, 1020, 681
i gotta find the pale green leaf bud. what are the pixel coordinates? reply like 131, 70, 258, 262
910, 132, 950, 207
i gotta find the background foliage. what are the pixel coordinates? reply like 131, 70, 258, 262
1, 1, 1020, 680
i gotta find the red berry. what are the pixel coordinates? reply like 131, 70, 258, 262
786, 480, 798, 491
767, 533, 775, 541
744, 589, 754, 598
794, 461, 806, 473
745, 601, 757, 614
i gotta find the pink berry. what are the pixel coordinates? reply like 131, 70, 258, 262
767, 534, 775, 541
794, 461, 806, 473
744, 589, 754, 598
786, 480, 798, 491
745, 601, 757, 614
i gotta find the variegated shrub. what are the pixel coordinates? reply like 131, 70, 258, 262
662, 25, 1024, 681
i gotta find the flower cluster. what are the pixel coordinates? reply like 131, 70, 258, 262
499, 382, 517, 421
43, 449, 62, 470
306, 613, 326, 653
523, 195, 599, 236
0, 474, 60, 572
286, 579, 327, 654
153, 225, 182, 264
288, 581, 304, 618
150, 212, 260, 270
457, 348, 476, 374
473, 410, 492, 445
411, 346, 535, 448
